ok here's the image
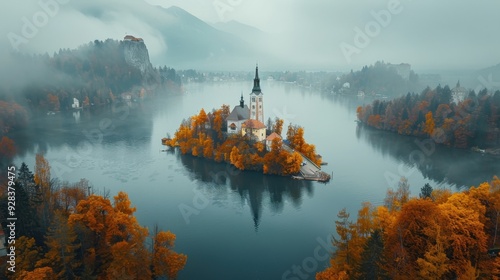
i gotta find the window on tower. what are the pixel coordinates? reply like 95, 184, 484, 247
252, 105, 255, 109
259, 105, 261, 109
259, 98, 262, 102
252, 97, 255, 102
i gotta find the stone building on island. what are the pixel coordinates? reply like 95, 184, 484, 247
226, 65, 267, 141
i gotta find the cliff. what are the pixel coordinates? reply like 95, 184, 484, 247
121, 37, 160, 84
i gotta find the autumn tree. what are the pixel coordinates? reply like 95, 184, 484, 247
193, 108, 208, 131
7, 236, 41, 280
37, 211, 81, 279
416, 226, 448, 280
17, 267, 56, 280
273, 118, 284, 136
286, 124, 321, 166
230, 146, 244, 170
152, 228, 188, 280
0, 100, 28, 133
424, 111, 435, 136
384, 177, 410, 212
55, 180, 88, 215
439, 193, 488, 278
384, 199, 444, 279
67, 191, 187, 279
34, 154, 53, 229
83, 96, 90, 107
263, 137, 302, 176
318, 178, 500, 280
356, 106, 364, 121
212, 109, 223, 140
330, 208, 364, 277
0, 136, 16, 159
202, 136, 214, 159
68, 194, 115, 275
47, 93, 60, 111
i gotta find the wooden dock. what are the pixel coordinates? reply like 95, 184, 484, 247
293, 170, 331, 182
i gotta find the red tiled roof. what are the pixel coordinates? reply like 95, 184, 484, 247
266, 132, 281, 141
242, 119, 266, 129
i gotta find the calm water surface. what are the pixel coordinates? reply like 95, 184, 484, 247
13, 81, 500, 279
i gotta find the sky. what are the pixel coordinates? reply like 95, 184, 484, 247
1, 0, 499, 71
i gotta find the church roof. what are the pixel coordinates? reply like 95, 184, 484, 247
227, 105, 250, 121
266, 132, 281, 141
242, 119, 266, 129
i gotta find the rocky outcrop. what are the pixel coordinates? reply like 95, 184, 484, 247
121, 36, 160, 84
122, 38, 153, 74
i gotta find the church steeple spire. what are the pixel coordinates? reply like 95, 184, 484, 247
240, 91, 244, 108
252, 64, 261, 93
249, 64, 264, 123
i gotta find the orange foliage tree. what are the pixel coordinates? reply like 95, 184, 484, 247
286, 124, 321, 166
273, 118, 284, 136
263, 138, 301, 176
152, 229, 188, 279
0, 136, 16, 158
67, 191, 187, 279
34, 154, 53, 229
47, 93, 60, 111
0, 100, 28, 133
424, 111, 435, 136
169, 105, 322, 176
317, 176, 500, 280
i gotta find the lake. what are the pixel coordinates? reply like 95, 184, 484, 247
13, 80, 500, 279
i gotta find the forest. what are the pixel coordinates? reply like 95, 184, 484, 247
334, 61, 421, 97
166, 106, 321, 176
316, 176, 500, 280
357, 85, 500, 149
0, 155, 186, 280
0, 38, 183, 164
0, 100, 28, 161
1, 39, 182, 113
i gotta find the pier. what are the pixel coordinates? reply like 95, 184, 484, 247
284, 144, 331, 182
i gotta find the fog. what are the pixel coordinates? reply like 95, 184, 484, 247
1, 0, 500, 71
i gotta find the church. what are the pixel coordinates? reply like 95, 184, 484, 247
226, 66, 267, 142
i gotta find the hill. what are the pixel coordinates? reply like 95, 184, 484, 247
335, 61, 421, 97
155, 6, 265, 70
0, 38, 181, 114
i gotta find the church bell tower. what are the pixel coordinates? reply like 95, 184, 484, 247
249, 65, 264, 123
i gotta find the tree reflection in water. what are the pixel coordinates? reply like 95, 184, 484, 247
356, 124, 500, 189
178, 152, 313, 230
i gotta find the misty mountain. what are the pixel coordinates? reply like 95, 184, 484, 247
156, 6, 265, 70
211, 20, 268, 43
0, 38, 181, 114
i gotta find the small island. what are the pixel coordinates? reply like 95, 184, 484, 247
164, 66, 330, 182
